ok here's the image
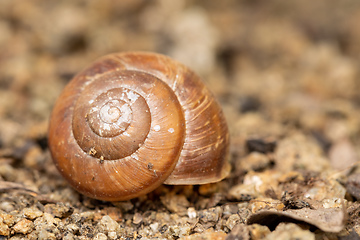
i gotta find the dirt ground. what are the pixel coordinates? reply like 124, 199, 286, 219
1, 0, 360, 239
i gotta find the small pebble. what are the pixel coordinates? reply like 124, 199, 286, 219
264, 223, 315, 240
97, 215, 119, 233
187, 207, 197, 219
133, 212, 143, 225
108, 231, 117, 240
226, 214, 241, 231
0, 220, 10, 236
22, 207, 43, 220
13, 218, 34, 234
94, 232, 108, 240
149, 222, 159, 232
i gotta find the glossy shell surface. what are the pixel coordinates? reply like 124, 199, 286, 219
48, 52, 229, 201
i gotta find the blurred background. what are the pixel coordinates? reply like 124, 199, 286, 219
0, 0, 360, 177
0, 0, 360, 147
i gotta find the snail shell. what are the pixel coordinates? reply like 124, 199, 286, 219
48, 52, 230, 201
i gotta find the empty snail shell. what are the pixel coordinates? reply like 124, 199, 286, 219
48, 52, 230, 201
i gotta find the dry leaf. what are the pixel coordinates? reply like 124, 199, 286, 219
247, 207, 346, 232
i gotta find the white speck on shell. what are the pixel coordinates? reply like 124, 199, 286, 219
131, 153, 139, 160
172, 75, 179, 89
154, 125, 161, 131
127, 91, 139, 102
168, 128, 174, 133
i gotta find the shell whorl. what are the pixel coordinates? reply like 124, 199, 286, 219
48, 52, 230, 201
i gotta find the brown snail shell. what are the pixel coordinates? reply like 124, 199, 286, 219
48, 52, 230, 201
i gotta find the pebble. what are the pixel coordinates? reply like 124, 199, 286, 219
133, 212, 143, 225
63, 232, 76, 240
13, 218, 34, 234
100, 207, 123, 222
93, 232, 107, 240
179, 224, 192, 237
34, 213, 61, 240
37, 228, 56, 240
226, 214, 241, 231
66, 223, 79, 234
0, 212, 14, 226
198, 207, 222, 223
44, 202, 74, 218
248, 224, 271, 240
249, 198, 284, 213
0, 219, 10, 236
187, 207, 197, 219
160, 193, 190, 213
236, 152, 272, 172
108, 231, 117, 240
227, 224, 249, 240
264, 223, 315, 240
97, 215, 119, 234
222, 204, 239, 217
229, 170, 281, 200
22, 206, 43, 220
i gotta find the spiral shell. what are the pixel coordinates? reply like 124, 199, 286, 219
48, 52, 230, 201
